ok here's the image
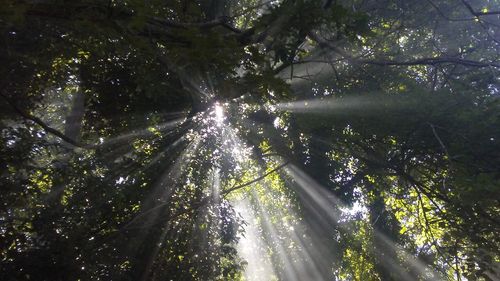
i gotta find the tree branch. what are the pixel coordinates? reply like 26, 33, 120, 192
148, 16, 243, 33
460, 0, 500, 16
362, 57, 500, 68
425, 0, 475, 21
308, 32, 500, 68
0, 93, 95, 149
123, 161, 290, 230
222, 161, 290, 197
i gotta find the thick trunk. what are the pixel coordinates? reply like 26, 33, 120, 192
46, 90, 86, 203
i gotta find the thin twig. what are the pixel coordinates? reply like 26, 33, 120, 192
123, 161, 290, 230
222, 161, 290, 197
428, 123, 450, 160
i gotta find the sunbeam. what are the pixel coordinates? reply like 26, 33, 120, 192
99, 118, 185, 148
234, 199, 277, 281
275, 94, 413, 114
285, 164, 444, 281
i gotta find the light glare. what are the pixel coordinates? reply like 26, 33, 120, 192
214, 103, 224, 125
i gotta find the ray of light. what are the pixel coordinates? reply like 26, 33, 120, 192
99, 118, 185, 148
130, 135, 203, 281
225, 148, 329, 280
232, 174, 333, 281
285, 164, 444, 280
123, 135, 202, 230
99, 118, 197, 185
234, 199, 278, 281
260, 174, 331, 280
140, 135, 187, 171
275, 94, 410, 114
240, 107, 448, 279
218, 112, 302, 280
224, 127, 437, 280
248, 189, 300, 281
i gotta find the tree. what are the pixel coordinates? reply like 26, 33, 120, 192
1, 0, 499, 280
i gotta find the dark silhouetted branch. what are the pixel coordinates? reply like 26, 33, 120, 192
308, 32, 500, 68
1, 93, 95, 149
460, 0, 500, 16
425, 0, 475, 21
362, 57, 500, 68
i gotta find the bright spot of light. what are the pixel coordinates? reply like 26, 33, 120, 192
340, 201, 368, 220
214, 102, 224, 125
273, 117, 281, 128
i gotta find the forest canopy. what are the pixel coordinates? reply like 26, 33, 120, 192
1, 0, 499, 280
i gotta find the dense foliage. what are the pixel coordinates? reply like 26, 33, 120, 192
1, 0, 499, 280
